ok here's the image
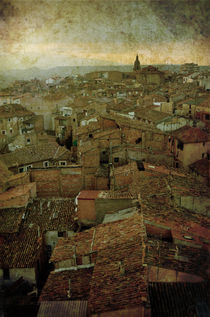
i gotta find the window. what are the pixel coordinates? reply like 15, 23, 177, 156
136, 137, 142, 144
46, 245, 52, 259
3, 268, 10, 280
205, 114, 210, 120
27, 138, 31, 144
10, 128, 13, 134
26, 165, 32, 171
202, 153, 205, 158
73, 118, 76, 122
177, 141, 184, 151
18, 167, 24, 173
58, 231, 65, 237
8, 118, 11, 122
114, 157, 119, 163
2, 130, 6, 135
89, 133, 93, 138
136, 161, 145, 171
59, 161, 67, 166
43, 161, 49, 168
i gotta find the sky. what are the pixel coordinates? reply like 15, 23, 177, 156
0, 0, 209, 70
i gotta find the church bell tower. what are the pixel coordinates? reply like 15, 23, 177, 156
133, 55, 141, 71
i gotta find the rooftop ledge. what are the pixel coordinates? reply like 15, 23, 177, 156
0, 182, 36, 209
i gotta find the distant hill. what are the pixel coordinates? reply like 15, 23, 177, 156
0, 64, 209, 88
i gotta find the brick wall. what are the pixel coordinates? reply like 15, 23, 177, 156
30, 167, 83, 198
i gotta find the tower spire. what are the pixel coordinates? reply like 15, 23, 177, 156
133, 54, 141, 71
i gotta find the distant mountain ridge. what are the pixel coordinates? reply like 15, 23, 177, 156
0, 64, 209, 88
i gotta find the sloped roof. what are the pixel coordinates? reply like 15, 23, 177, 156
37, 301, 87, 317
39, 268, 93, 301
135, 109, 170, 122
0, 160, 12, 188
88, 239, 147, 314
173, 126, 209, 143
189, 159, 210, 177
0, 208, 25, 234
0, 227, 41, 268
0, 142, 71, 168
0, 104, 33, 118
78, 190, 101, 200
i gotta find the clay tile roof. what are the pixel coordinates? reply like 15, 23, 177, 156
23, 198, 76, 233
189, 159, 210, 177
135, 109, 170, 122
0, 227, 41, 268
0, 208, 25, 233
88, 248, 147, 314
0, 142, 70, 168
39, 268, 93, 302
78, 191, 101, 200
0, 104, 33, 118
173, 126, 209, 143
0, 160, 12, 187
37, 301, 88, 317
50, 229, 95, 264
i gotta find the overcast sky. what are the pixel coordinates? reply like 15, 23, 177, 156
0, 0, 209, 70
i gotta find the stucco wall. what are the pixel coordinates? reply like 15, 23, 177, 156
95, 198, 134, 223
0, 268, 36, 286
177, 142, 208, 166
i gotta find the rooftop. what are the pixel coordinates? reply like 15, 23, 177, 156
78, 190, 101, 200
173, 126, 209, 143
39, 268, 93, 302
0, 104, 33, 118
0, 182, 36, 209
0, 142, 71, 168
0, 227, 42, 268
37, 301, 88, 317
189, 159, 210, 177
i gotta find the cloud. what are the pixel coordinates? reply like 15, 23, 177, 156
0, 0, 209, 69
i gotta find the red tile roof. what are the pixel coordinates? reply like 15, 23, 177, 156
78, 190, 101, 200
39, 268, 93, 302
88, 242, 147, 314
0, 208, 25, 234
0, 142, 71, 168
189, 159, 210, 177
173, 127, 209, 143
0, 228, 42, 268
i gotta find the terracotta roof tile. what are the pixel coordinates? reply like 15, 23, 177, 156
173, 127, 208, 143
189, 159, 210, 177
0, 228, 41, 268
39, 268, 93, 301
78, 191, 101, 200
0, 142, 71, 168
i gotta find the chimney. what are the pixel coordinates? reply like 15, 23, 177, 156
37, 226, 40, 238
119, 261, 125, 276
67, 279, 71, 298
